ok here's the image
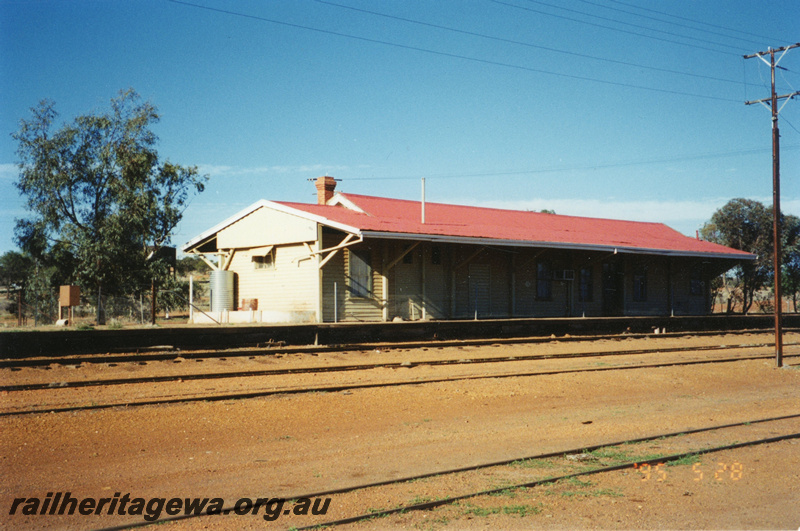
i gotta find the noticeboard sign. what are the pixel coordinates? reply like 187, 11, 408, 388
59, 285, 80, 307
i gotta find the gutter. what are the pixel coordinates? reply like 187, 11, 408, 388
359, 231, 756, 261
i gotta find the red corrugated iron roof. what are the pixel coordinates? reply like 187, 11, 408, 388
277, 193, 753, 259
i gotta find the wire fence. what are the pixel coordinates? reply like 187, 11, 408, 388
2, 281, 796, 329
0, 280, 210, 329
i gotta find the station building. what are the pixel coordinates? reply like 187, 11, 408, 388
182, 176, 754, 324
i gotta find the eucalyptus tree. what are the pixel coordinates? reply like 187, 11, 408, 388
701, 198, 800, 313
700, 198, 772, 313
780, 214, 800, 311
12, 89, 207, 322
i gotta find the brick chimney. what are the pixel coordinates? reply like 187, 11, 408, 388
315, 176, 337, 205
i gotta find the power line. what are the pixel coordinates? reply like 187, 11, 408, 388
574, 0, 770, 48
606, 0, 791, 44
498, 0, 748, 55
167, 0, 740, 103
314, 0, 742, 87
784, 117, 800, 136
342, 144, 800, 181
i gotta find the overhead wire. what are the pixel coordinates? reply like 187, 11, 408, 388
605, 0, 792, 44
779, 67, 799, 95
495, 0, 748, 56
573, 0, 772, 48
164, 0, 798, 177
314, 0, 742, 87
783, 117, 800, 136
342, 145, 800, 181
167, 0, 740, 103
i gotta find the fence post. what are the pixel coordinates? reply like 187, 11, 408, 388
97, 284, 105, 325
189, 275, 194, 323
151, 278, 156, 325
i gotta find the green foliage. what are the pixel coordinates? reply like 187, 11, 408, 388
563, 477, 594, 487
700, 198, 771, 313
176, 255, 210, 277
699, 198, 800, 313
11, 89, 207, 315
581, 446, 666, 466
511, 457, 558, 469
667, 454, 701, 467
700, 198, 772, 254
0, 251, 34, 314
0, 251, 33, 290
408, 495, 434, 505
25, 261, 59, 325
460, 502, 540, 517
781, 214, 800, 311
545, 478, 624, 498
503, 504, 541, 516
586, 447, 630, 462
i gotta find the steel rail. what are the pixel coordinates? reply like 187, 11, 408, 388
2, 341, 796, 392
2, 327, 793, 368
2, 350, 797, 417
260, 412, 800, 500
295, 431, 800, 530
93, 413, 800, 530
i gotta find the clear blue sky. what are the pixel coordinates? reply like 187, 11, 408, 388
1, 0, 799, 256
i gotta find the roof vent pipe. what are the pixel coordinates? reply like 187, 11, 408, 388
421, 177, 426, 224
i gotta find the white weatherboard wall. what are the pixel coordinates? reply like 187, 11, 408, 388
229, 244, 318, 322
217, 206, 320, 323
217, 205, 317, 249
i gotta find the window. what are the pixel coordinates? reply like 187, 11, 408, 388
537, 261, 552, 300
633, 268, 647, 302
402, 245, 414, 264
579, 267, 593, 302
690, 266, 704, 296
252, 249, 275, 270
348, 248, 372, 298
431, 246, 442, 265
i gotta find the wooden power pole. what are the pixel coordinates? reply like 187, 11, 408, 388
744, 43, 800, 368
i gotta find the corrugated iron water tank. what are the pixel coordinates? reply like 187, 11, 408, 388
210, 270, 235, 312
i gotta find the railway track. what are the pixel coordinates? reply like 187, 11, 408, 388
298, 423, 800, 530
96, 413, 800, 530
2, 342, 797, 417
2, 340, 794, 393
6, 331, 798, 530
1, 327, 791, 369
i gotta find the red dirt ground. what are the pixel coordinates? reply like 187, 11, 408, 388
1, 332, 799, 530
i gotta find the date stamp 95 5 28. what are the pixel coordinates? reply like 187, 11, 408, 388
634, 462, 744, 482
